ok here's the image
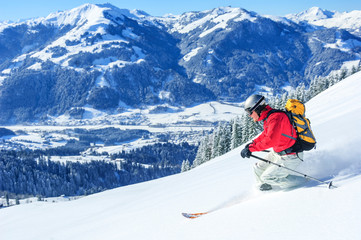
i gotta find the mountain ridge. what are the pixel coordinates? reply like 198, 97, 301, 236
0, 4, 360, 124
286, 7, 361, 36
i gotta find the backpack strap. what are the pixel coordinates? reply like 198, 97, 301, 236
265, 109, 299, 152
264, 109, 285, 121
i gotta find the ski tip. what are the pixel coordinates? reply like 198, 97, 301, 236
182, 212, 208, 219
181, 213, 194, 219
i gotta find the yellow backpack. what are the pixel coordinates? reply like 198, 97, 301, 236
285, 99, 316, 151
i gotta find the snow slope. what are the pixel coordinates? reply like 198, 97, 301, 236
1, 72, 361, 239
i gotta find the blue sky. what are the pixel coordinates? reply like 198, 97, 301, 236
1, 0, 360, 21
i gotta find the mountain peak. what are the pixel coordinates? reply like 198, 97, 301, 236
41, 3, 112, 27
286, 6, 336, 22
285, 7, 361, 35
38, 3, 153, 29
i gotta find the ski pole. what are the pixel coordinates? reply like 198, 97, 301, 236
250, 154, 337, 189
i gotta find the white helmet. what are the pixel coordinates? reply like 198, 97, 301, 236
244, 94, 266, 115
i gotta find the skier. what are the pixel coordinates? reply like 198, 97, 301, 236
240, 94, 304, 191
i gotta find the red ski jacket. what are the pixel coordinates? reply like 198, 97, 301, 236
249, 105, 297, 153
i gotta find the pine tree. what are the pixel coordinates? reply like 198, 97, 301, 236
193, 140, 205, 168
231, 117, 242, 149
181, 160, 191, 172
281, 92, 288, 107
192, 135, 212, 168
328, 74, 337, 88
240, 114, 257, 143
249, 120, 261, 140
273, 95, 282, 109
351, 65, 357, 75
218, 124, 231, 155
339, 67, 348, 80
241, 115, 250, 144
308, 77, 319, 99
211, 126, 221, 158
296, 83, 306, 102
204, 135, 212, 162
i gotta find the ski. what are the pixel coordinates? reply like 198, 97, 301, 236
182, 191, 255, 219
182, 212, 209, 219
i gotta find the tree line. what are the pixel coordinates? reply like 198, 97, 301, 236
0, 141, 197, 200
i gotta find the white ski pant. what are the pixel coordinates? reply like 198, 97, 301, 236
253, 150, 304, 189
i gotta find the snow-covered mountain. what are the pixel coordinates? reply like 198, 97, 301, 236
286, 6, 337, 22
18, 4, 161, 67
1, 65, 361, 239
286, 7, 361, 36
0, 4, 361, 124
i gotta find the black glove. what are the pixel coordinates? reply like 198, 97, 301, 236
241, 144, 252, 158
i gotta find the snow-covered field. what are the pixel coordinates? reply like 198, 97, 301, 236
48, 101, 243, 126
1, 68, 361, 240
0, 101, 243, 155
